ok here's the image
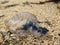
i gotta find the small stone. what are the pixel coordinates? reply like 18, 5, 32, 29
49, 0, 60, 3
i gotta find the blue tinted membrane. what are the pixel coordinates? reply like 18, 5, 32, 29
22, 21, 49, 36
22, 21, 33, 30
32, 25, 38, 30
38, 27, 49, 34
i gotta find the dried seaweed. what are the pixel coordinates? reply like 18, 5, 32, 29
23, 0, 60, 6
1, 1, 9, 4
0, 15, 4, 18
23, 1, 45, 5
49, 0, 60, 3
4, 4, 19, 8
